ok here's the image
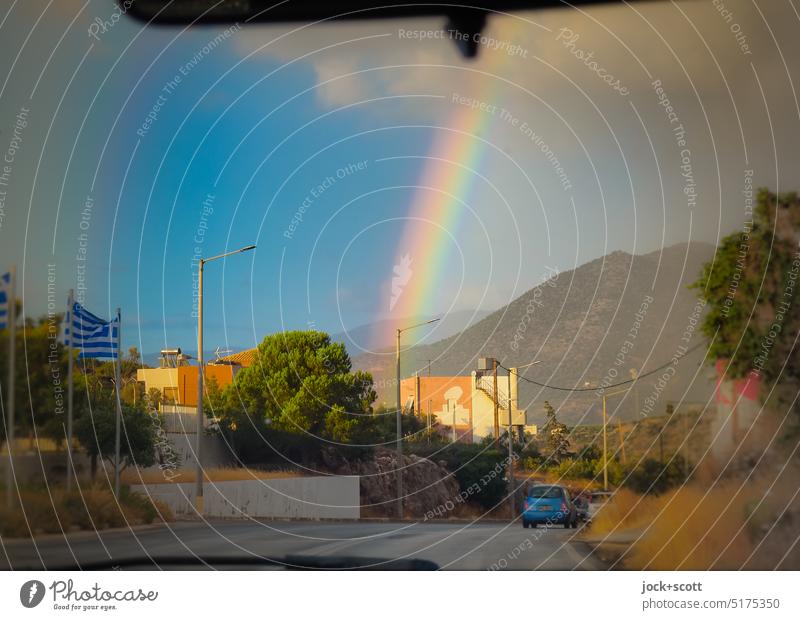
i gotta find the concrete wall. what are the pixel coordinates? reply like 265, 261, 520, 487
132, 476, 360, 520
149, 431, 232, 470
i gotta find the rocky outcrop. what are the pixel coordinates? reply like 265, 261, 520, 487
321, 448, 460, 518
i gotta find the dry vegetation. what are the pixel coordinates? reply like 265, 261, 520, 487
586, 460, 800, 569
0, 485, 173, 538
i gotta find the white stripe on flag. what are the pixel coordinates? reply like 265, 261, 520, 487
64, 301, 119, 360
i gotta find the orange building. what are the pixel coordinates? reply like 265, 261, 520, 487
400, 375, 474, 442
400, 370, 534, 443
136, 347, 257, 409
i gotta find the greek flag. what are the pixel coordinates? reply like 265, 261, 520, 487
0, 272, 10, 330
64, 301, 119, 360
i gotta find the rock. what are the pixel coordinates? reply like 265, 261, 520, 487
323, 448, 460, 518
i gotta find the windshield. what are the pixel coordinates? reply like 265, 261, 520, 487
1, 0, 800, 577
528, 487, 563, 499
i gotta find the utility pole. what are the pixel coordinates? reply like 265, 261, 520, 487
195, 245, 255, 513
591, 384, 632, 492
395, 328, 402, 519
630, 368, 639, 418
507, 369, 515, 519
395, 318, 440, 519
415, 373, 420, 419
492, 358, 499, 442
602, 393, 608, 491
452, 401, 457, 443
662, 403, 673, 464
66, 289, 73, 492
427, 399, 432, 444
505, 361, 539, 520
113, 308, 122, 498
196, 259, 204, 510
617, 419, 627, 464
5, 266, 16, 509
682, 411, 689, 478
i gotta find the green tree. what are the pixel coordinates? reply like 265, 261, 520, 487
0, 313, 68, 444
372, 403, 429, 443
73, 394, 156, 479
146, 388, 162, 411
541, 401, 571, 463
218, 331, 377, 452
691, 189, 800, 411
81, 347, 142, 406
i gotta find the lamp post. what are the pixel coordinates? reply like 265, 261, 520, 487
587, 381, 630, 492
395, 317, 439, 520
195, 245, 256, 512
506, 361, 540, 519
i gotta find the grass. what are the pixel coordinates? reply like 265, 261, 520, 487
585, 470, 799, 569
0, 484, 173, 538
120, 466, 305, 485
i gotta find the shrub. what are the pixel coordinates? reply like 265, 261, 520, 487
406, 442, 509, 510
0, 485, 172, 538
555, 458, 597, 480
624, 458, 684, 495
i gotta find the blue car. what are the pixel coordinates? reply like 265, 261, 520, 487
521, 485, 578, 529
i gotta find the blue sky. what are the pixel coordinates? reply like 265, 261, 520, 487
1, 0, 799, 357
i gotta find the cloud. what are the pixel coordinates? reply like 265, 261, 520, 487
228, 1, 779, 118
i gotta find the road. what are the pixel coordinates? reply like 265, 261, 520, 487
1, 520, 604, 570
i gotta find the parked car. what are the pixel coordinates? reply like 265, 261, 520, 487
587, 491, 614, 522
572, 492, 591, 522
521, 485, 578, 529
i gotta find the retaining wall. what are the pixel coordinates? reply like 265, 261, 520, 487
132, 476, 360, 520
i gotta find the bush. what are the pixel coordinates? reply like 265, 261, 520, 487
0, 484, 172, 538
406, 442, 509, 510
624, 458, 685, 494
554, 458, 598, 480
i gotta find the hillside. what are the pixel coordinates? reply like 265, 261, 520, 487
353, 242, 718, 425
569, 406, 711, 466
331, 309, 492, 358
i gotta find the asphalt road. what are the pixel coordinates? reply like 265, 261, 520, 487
1, 520, 604, 570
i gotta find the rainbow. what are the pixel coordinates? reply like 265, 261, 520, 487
375, 100, 492, 345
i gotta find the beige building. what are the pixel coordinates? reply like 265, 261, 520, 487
399, 366, 536, 443
137, 347, 257, 410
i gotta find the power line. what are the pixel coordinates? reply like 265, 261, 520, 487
498, 339, 709, 393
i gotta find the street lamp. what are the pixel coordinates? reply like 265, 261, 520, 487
395, 317, 440, 519
586, 381, 630, 492
195, 244, 256, 512
506, 361, 540, 519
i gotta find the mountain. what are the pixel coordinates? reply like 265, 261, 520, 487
352, 242, 718, 425
331, 309, 492, 359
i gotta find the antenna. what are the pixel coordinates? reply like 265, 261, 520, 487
214, 346, 233, 362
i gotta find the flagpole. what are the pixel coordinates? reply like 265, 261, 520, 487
113, 307, 122, 498
66, 289, 74, 492
5, 265, 16, 509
